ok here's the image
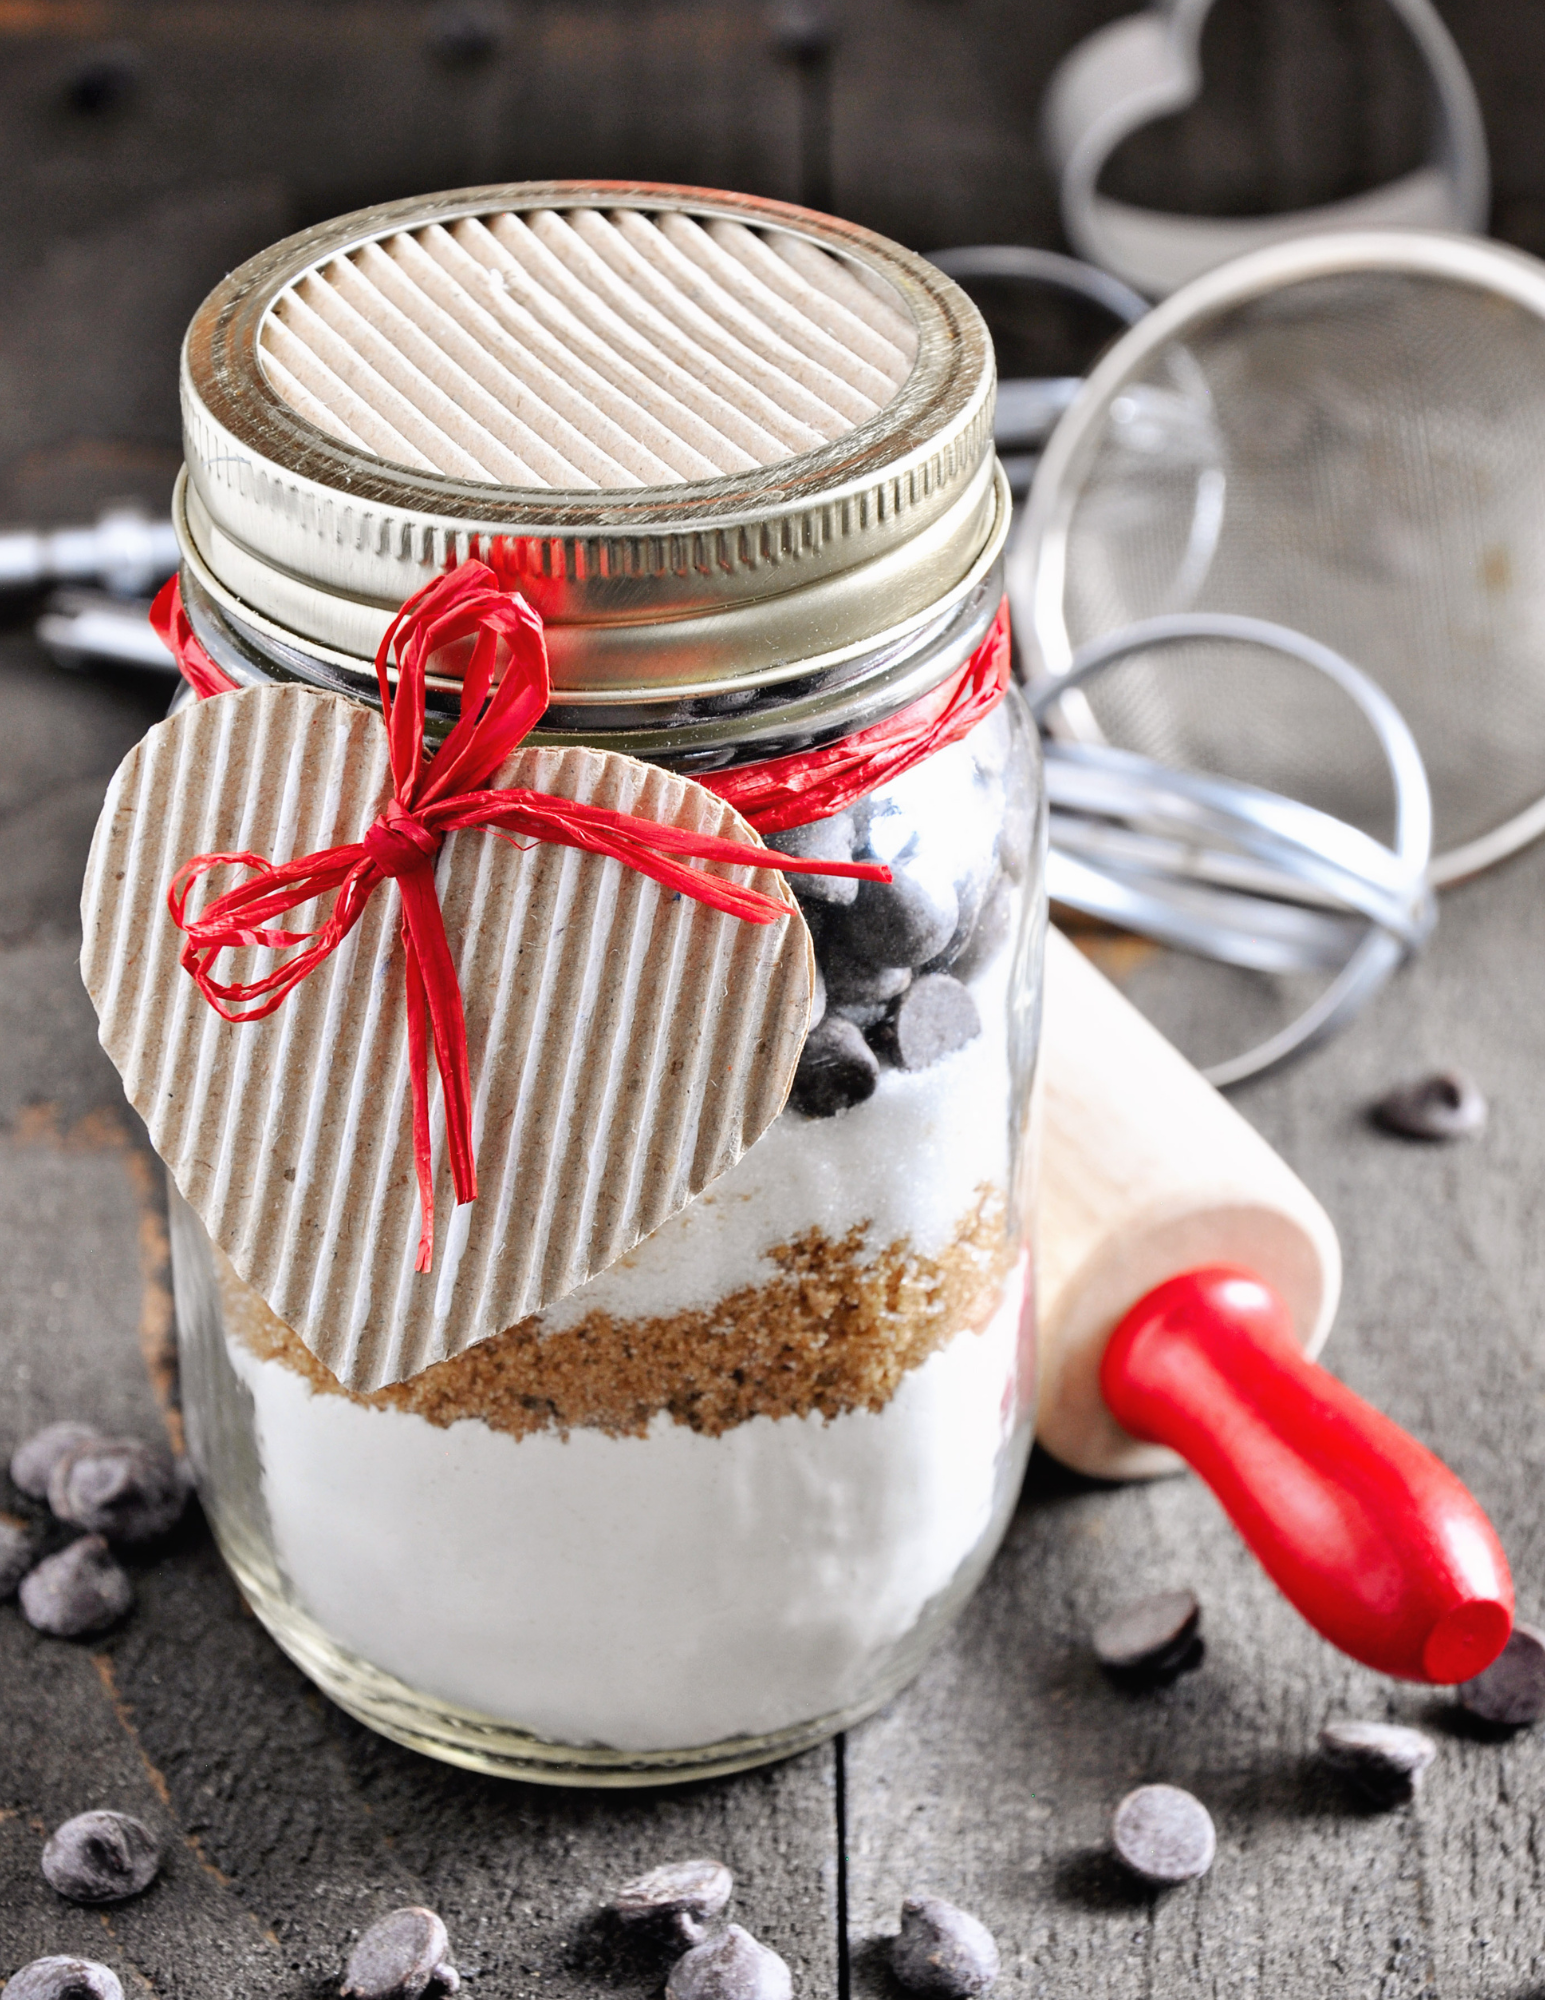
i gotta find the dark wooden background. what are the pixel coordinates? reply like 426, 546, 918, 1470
0, 0, 1540, 521
6, 3, 1545, 1995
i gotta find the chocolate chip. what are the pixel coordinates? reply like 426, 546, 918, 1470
10, 1421, 100, 1499
1373, 1070, 1487, 1140
766, 813, 859, 907
830, 1000, 890, 1031
342, 1906, 460, 1998
840, 864, 958, 969
42, 1811, 161, 1903
871, 975, 981, 1071
1459, 1622, 1545, 1727
824, 946, 911, 1008
665, 1925, 792, 2000
48, 1438, 184, 1546
950, 874, 1013, 983
1318, 1720, 1437, 1806
791, 1016, 879, 1118
614, 1858, 733, 1945
0, 1511, 35, 1597
891, 1894, 1000, 1995
1092, 1589, 1202, 1684
1110, 1785, 1216, 1885
18, 1535, 133, 1638
4, 1957, 124, 2000
921, 860, 991, 974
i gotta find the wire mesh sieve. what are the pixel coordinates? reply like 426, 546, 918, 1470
1035, 614, 1434, 1085
1011, 230, 1545, 886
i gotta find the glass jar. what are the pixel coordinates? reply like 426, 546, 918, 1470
165, 182, 1047, 1782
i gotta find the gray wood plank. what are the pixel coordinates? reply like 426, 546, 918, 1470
845, 853, 1545, 1997
0, 641, 839, 1999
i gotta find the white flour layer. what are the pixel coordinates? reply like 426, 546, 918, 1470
534, 947, 1016, 1333
230, 1262, 1030, 1750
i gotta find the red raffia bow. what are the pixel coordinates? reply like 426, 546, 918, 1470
164, 563, 890, 1274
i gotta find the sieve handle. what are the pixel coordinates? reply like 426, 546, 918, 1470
1100, 1265, 1513, 1683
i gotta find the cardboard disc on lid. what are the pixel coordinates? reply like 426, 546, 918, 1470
81, 681, 814, 1390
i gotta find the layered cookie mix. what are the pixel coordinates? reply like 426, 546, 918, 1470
208, 845, 1035, 1750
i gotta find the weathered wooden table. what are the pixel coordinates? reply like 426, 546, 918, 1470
3, 628, 1543, 1998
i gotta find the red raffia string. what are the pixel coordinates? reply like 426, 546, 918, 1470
699, 597, 1012, 833
149, 581, 1013, 836
161, 563, 891, 1275
150, 577, 239, 702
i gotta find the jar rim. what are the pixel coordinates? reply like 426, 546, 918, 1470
179, 181, 998, 692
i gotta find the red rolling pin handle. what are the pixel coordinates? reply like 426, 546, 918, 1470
1099, 1267, 1513, 1683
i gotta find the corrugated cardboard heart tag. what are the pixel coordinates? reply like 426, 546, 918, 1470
81, 682, 813, 1390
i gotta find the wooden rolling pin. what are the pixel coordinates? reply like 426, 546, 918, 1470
1035, 925, 1512, 1684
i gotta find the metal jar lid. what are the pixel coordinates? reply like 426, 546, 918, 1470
178, 181, 1001, 703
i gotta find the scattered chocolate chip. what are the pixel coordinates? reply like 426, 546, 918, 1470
342, 1906, 460, 1998
666, 1924, 792, 2000
872, 975, 980, 1071
5, 1957, 124, 2000
1318, 1720, 1436, 1806
1110, 1784, 1215, 1885
0, 1511, 35, 1597
791, 1015, 879, 1118
840, 866, 959, 969
614, 1857, 733, 1945
1458, 1623, 1545, 1728
1092, 1589, 1202, 1684
48, 1438, 184, 1546
42, 1811, 161, 1904
891, 1894, 1000, 1995
10, 1421, 101, 1499
18, 1535, 133, 1638
767, 813, 859, 908
1372, 1070, 1487, 1141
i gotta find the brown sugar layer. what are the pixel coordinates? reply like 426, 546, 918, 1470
218, 1186, 1019, 1441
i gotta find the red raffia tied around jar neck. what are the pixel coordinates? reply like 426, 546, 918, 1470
149, 578, 1013, 836
151, 565, 1012, 1271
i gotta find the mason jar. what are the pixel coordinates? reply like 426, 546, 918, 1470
164, 181, 1047, 1782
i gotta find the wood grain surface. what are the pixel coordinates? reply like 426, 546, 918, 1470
6, 5, 1545, 1982
0, 0, 1531, 525
4, 616, 1545, 1994
847, 868, 1545, 1999
0, 640, 841, 1998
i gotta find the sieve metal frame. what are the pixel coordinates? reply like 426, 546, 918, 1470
1043, 0, 1489, 299
1035, 613, 1435, 1087
926, 245, 1148, 496
1011, 228, 1545, 887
